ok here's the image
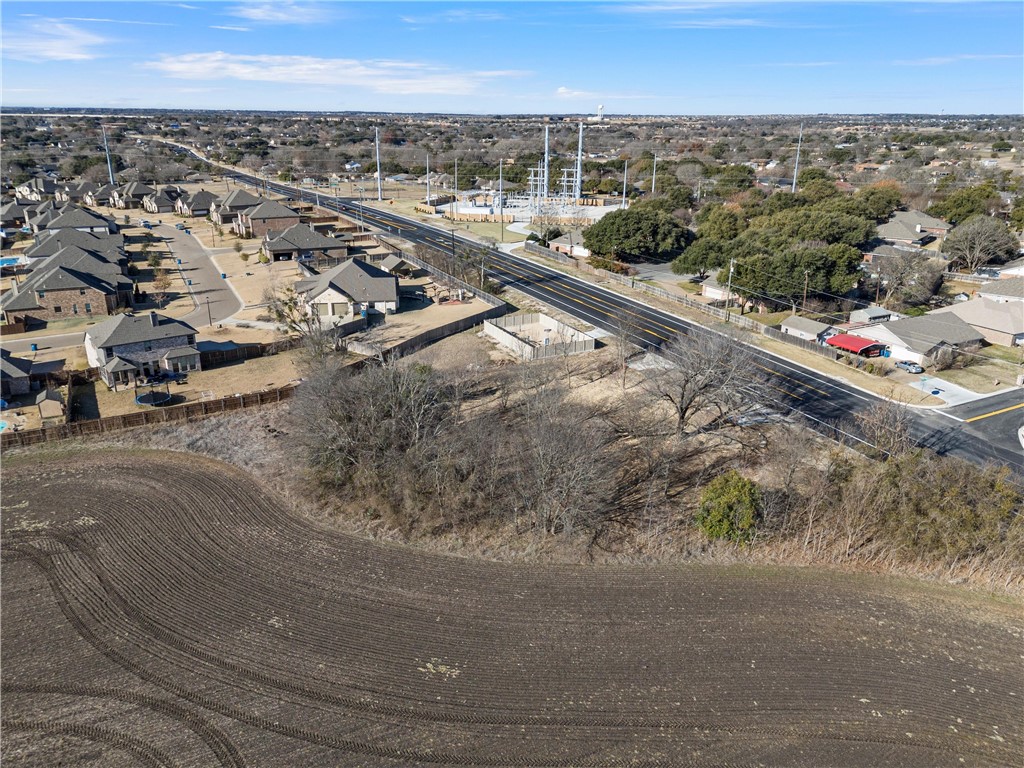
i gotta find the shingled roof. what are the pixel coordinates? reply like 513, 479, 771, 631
86, 312, 197, 350
296, 259, 397, 304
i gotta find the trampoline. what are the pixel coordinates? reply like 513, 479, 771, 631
135, 383, 172, 406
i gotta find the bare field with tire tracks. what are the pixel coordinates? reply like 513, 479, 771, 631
2, 450, 1021, 767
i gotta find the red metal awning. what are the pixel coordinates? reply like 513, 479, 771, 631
826, 333, 882, 354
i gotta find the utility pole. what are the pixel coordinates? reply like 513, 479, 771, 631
498, 159, 504, 243
206, 297, 213, 327
725, 258, 736, 322
791, 122, 803, 194
540, 125, 548, 201
375, 127, 383, 201
101, 124, 115, 185
575, 121, 584, 200
426, 153, 430, 208
621, 160, 629, 208
803, 269, 810, 312
651, 154, 658, 197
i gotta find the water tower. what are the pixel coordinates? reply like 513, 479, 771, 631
597, 104, 604, 121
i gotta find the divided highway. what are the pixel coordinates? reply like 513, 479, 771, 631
169, 146, 1023, 472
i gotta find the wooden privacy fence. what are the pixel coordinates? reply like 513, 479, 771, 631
0, 385, 297, 451
762, 326, 840, 360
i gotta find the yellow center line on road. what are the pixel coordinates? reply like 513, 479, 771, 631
964, 402, 1024, 423
403, 231, 814, 401
754, 363, 831, 398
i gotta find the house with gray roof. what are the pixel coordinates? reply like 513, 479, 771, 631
1, 348, 33, 397
15, 177, 58, 201
41, 205, 116, 235
24, 229, 125, 263
55, 181, 99, 204
111, 182, 156, 209
233, 199, 301, 239
930, 297, 1024, 347
294, 258, 398, 323
0, 245, 133, 327
143, 187, 183, 214
851, 313, 984, 365
84, 184, 117, 207
211, 188, 261, 226
877, 209, 951, 248
779, 315, 836, 343
85, 312, 200, 389
978, 277, 1024, 303
0, 199, 34, 228
262, 223, 349, 262
176, 190, 219, 218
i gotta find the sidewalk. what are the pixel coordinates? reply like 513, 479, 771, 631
907, 375, 1002, 407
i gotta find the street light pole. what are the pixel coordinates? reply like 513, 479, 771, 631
725, 258, 736, 323
206, 297, 213, 326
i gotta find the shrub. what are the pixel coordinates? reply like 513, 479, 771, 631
696, 470, 762, 543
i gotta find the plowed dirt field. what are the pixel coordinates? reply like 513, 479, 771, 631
2, 451, 1021, 767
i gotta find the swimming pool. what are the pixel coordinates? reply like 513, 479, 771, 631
0, 421, 8, 433
0, 257, 25, 268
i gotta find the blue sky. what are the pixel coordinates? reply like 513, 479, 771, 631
2, 1, 1021, 114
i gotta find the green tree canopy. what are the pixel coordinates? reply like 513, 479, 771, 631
712, 164, 756, 198
695, 204, 744, 240
928, 182, 999, 224
671, 237, 729, 279
696, 470, 762, 544
724, 243, 862, 308
583, 207, 690, 263
854, 183, 903, 221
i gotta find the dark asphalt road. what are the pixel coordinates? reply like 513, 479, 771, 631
165, 146, 1024, 473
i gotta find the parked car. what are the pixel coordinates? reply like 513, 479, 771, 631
895, 360, 924, 374
175, 223, 186, 230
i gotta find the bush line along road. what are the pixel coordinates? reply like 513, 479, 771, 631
2, 452, 1021, 767
170, 143, 1023, 473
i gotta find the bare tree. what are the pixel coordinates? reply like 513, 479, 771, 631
262, 285, 343, 365
151, 269, 172, 309
644, 331, 769, 440
942, 215, 1019, 274
873, 250, 944, 308
854, 399, 915, 459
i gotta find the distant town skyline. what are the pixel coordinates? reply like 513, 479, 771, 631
2, 1, 1022, 115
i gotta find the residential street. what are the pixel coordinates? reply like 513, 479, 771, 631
158, 223, 242, 328
3, 224, 242, 355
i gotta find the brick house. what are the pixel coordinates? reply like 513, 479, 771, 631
0, 245, 133, 327
233, 199, 300, 238
176, 190, 219, 217
262, 223, 350, 262
85, 312, 200, 389
110, 182, 156, 209
294, 258, 399, 322
210, 188, 261, 226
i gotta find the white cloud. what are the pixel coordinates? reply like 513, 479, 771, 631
61, 17, 174, 27
892, 53, 1021, 66
210, 25, 252, 32
400, 9, 507, 25
148, 52, 526, 95
229, 2, 331, 24
2, 21, 108, 61
666, 17, 774, 27
556, 86, 598, 100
